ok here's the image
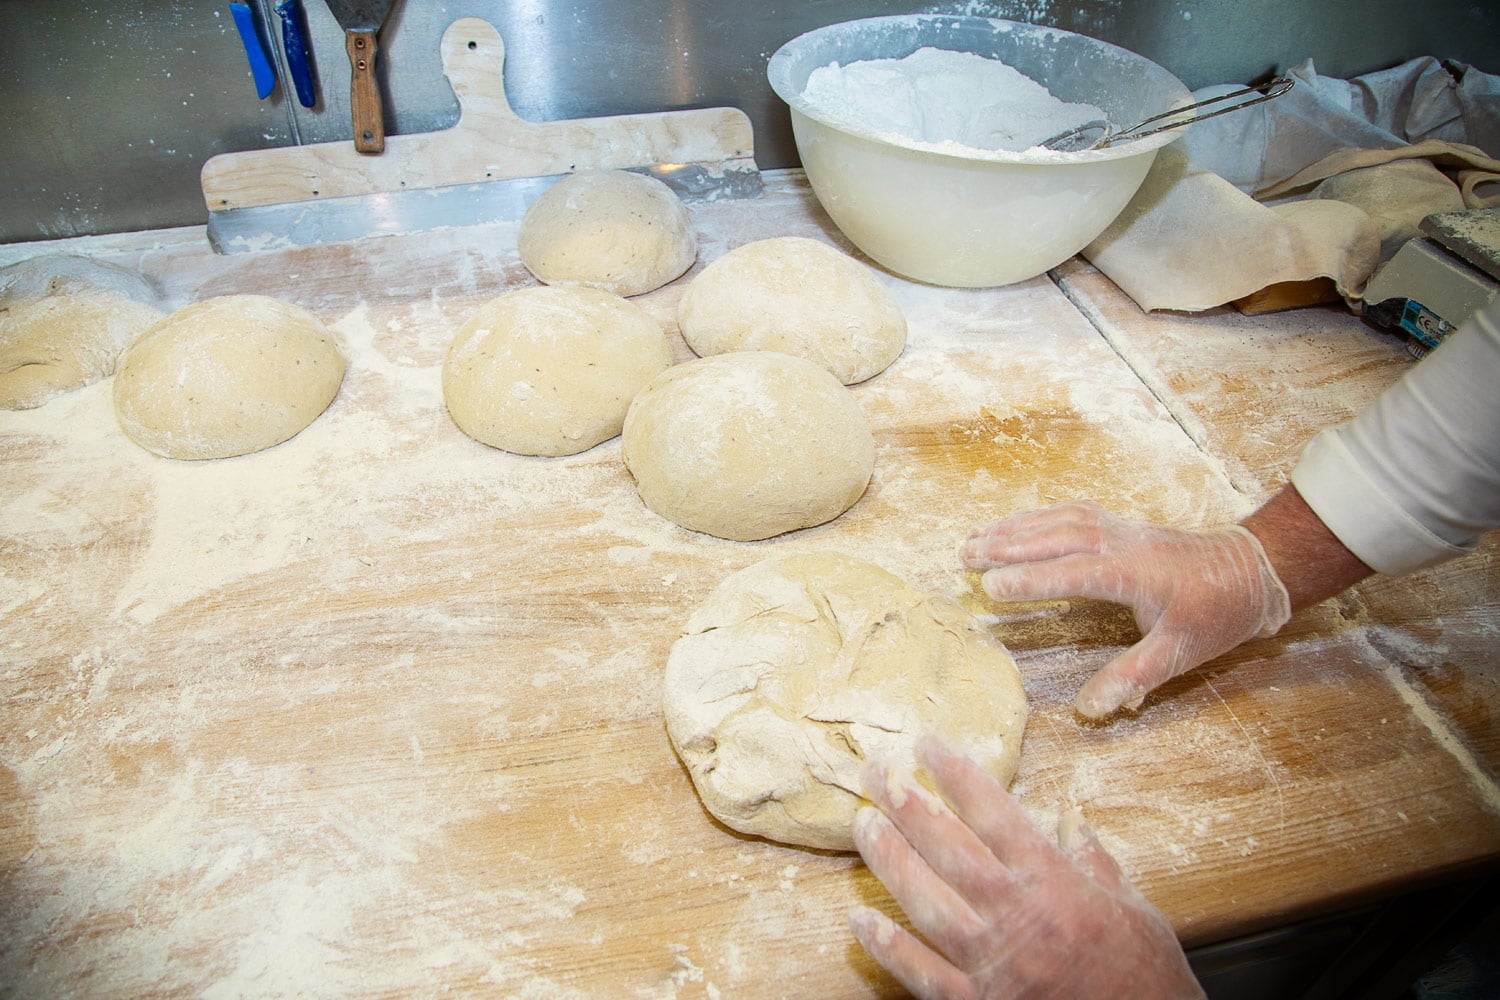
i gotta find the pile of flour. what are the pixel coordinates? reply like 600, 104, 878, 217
800, 46, 1104, 153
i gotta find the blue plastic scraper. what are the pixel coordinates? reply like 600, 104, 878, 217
275, 0, 318, 108
229, 2, 277, 99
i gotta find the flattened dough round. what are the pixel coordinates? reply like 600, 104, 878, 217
113, 295, 345, 460
621, 351, 873, 541
443, 285, 672, 456
519, 170, 697, 297
664, 552, 1028, 851
677, 237, 906, 384
0, 255, 165, 409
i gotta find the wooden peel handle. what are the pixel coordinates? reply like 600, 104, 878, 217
345, 28, 384, 154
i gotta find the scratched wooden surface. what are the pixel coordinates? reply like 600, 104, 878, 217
1056, 257, 1500, 786
1, 173, 1497, 997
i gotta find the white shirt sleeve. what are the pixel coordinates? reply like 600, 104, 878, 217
1290, 296, 1500, 576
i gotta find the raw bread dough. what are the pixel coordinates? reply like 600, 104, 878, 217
443, 285, 672, 456
113, 295, 345, 460
0, 255, 165, 409
676, 237, 907, 384
621, 351, 874, 541
519, 170, 698, 297
664, 551, 1028, 851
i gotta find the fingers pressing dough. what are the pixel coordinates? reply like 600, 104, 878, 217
664, 552, 1028, 851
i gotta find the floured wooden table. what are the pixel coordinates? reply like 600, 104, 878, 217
2, 172, 1497, 997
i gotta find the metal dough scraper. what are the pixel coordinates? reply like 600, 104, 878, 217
325, 0, 397, 153
200, 17, 762, 254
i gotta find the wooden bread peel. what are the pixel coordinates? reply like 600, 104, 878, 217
200, 17, 761, 253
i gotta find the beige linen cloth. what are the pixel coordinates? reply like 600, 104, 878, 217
1082, 57, 1500, 312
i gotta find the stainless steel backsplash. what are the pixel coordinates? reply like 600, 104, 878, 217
2, 0, 1496, 243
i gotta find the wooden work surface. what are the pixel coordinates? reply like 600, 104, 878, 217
1053, 258, 1500, 784
2, 172, 1498, 997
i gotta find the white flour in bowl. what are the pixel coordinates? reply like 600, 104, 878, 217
800, 46, 1104, 154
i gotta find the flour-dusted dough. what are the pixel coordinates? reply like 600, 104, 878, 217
0, 255, 166, 409
677, 237, 907, 385
519, 170, 698, 297
621, 351, 874, 541
664, 551, 1028, 851
113, 295, 345, 460
443, 285, 672, 457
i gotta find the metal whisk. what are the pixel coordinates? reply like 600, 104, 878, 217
1041, 76, 1295, 152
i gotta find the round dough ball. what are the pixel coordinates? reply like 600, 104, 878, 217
443, 285, 671, 456
621, 351, 874, 541
0, 255, 165, 409
677, 236, 906, 384
519, 170, 697, 297
113, 295, 345, 460
664, 551, 1028, 851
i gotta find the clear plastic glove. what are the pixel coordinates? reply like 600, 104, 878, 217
959, 501, 1291, 718
850, 734, 1204, 1000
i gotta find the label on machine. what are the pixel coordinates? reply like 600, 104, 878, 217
1364, 298, 1456, 360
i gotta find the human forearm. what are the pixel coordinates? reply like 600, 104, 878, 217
1240, 484, 1374, 613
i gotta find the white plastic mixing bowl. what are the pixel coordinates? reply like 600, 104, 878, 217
767, 16, 1193, 287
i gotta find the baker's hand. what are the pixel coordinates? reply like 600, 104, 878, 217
850, 734, 1203, 1000
960, 501, 1291, 718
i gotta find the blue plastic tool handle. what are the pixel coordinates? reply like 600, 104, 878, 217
275, 0, 317, 108
230, 2, 277, 100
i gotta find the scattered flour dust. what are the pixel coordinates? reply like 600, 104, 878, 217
800, 46, 1104, 153
0, 295, 646, 998
4, 299, 692, 626
0, 204, 1227, 997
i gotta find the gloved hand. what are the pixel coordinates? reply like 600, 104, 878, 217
960, 500, 1291, 718
850, 734, 1204, 1000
